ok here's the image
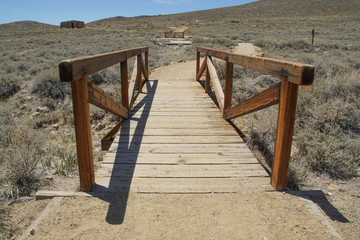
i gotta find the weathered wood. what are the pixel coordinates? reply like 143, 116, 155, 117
205, 65, 210, 93
101, 120, 123, 151
59, 47, 148, 82
36, 191, 93, 200
197, 47, 314, 85
96, 164, 268, 178
196, 56, 207, 81
140, 54, 148, 81
207, 57, 224, 112
71, 74, 94, 191
145, 50, 149, 77
88, 81, 128, 119
225, 83, 280, 120
137, 55, 142, 93
121, 61, 129, 113
94, 177, 271, 193
196, 51, 200, 76
128, 57, 138, 110
271, 76, 298, 190
224, 60, 233, 113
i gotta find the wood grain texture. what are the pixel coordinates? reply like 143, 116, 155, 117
121, 61, 129, 113
101, 120, 123, 151
197, 47, 314, 85
207, 57, 224, 112
59, 47, 148, 82
196, 56, 207, 81
224, 61, 233, 113
128, 57, 138, 110
88, 81, 128, 119
225, 83, 280, 120
71, 74, 94, 191
271, 76, 298, 190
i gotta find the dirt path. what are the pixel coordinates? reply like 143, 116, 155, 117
2, 61, 358, 240
231, 42, 264, 57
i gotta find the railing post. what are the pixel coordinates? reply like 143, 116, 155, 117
205, 66, 210, 93
71, 73, 94, 191
271, 75, 298, 190
121, 60, 129, 114
224, 60, 233, 116
196, 50, 200, 77
145, 50, 149, 77
137, 55, 142, 93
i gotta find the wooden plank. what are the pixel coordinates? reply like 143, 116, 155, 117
196, 51, 200, 76
119, 122, 234, 130
224, 61, 233, 113
70, 74, 94, 191
18, 197, 63, 239
207, 57, 224, 112
88, 81, 128, 119
112, 135, 243, 144
197, 47, 314, 85
196, 56, 207, 81
36, 191, 93, 200
205, 65, 210, 93
96, 165, 268, 178
225, 83, 280, 120
107, 143, 252, 154
102, 154, 258, 165
145, 51, 149, 78
121, 60, 129, 112
114, 128, 239, 136
271, 76, 298, 190
59, 47, 148, 82
94, 177, 271, 193
101, 120, 123, 151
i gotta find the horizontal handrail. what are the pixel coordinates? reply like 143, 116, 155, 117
59, 47, 148, 82
197, 47, 314, 85
59, 47, 149, 191
196, 46, 314, 191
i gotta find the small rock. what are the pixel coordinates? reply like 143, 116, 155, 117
327, 192, 333, 196
31, 112, 40, 118
30, 229, 35, 235
37, 106, 49, 113
56, 217, 60, 221
328, 184, 340, 191
52, 124, 59, 131
20, 104, 27, 110
46, 175, 54, 180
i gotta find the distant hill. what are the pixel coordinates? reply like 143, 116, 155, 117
87, 0, 360, 26
0, 21, 57, 31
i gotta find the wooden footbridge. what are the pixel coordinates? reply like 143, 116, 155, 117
56, 46, 314, 195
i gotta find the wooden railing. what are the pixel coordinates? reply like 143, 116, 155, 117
59, 47, 149, 191
196, 47, 314, 191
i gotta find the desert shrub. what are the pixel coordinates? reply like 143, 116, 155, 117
0, 80, 20, 100
0, 118, 45, 200
294, 123, 359, 179
31, 70, 70, 100
89, 72, 106, 85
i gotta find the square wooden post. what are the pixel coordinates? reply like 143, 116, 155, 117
271, 75, 298, 190
121, 60, 129, 114
196, 51, 200, 77
145, 50, 149, 77
71, 73, 94, 191
137, 55, 142, 93
224, 60, 233, 115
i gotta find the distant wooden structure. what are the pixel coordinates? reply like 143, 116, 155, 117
60, 21, 85, 29
164, 31, 185, 38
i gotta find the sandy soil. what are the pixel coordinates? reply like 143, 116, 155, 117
1, 60, 359, 240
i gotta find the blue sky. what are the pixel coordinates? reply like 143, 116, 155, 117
0, 0, 257, 25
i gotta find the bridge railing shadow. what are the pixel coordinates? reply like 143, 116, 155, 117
90, 79, 157, 224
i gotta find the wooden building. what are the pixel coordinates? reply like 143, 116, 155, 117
60, 21, 85, 29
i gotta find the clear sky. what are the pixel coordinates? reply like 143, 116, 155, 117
0, 0, 257, 25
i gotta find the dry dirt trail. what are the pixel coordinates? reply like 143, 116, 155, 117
21, 60, 347, 239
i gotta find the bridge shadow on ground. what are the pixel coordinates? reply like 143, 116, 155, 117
91, 80, 157, 225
